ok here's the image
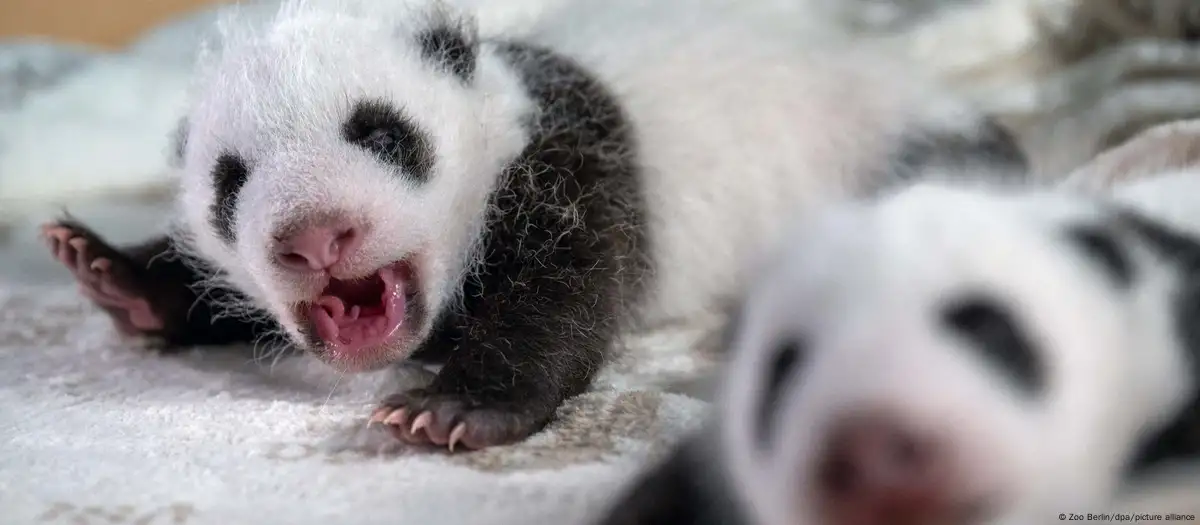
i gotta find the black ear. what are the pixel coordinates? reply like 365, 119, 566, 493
416, 10, 478, 84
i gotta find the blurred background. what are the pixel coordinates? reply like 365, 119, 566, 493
3, 0, 1200, 283
0, 0, 258, 282
0, 0, 227, 49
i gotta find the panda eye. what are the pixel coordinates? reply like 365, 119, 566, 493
940, 294, 1045, 397
1063, 224, 1134, 288
756, 338, 807, 449
341, 99, 434, 182
366, 128, 396, 150
209, 152, 250, 245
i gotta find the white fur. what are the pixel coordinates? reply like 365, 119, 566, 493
716, 179, 1196, 525
170, 0, 1005, 363
176, 0, 534, 348
517, 0, 995, 327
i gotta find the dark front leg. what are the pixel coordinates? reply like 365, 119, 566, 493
369, 165, 639, 451
595, 432, 748, 525
368, 40, 647, 450
371, 279, 613, 451
40, 216, 266, 348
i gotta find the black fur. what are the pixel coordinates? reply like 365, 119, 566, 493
383, 40, 648, 447
940, 294, 1045, 397
417, 23, 476, 83
1112, 209, 1200, 476
210, 153, 251, 245
342, 99, 434, 182
594, 432, 749, 525
51, 39, 648, 449
1063, 224, 1135, 288
756, 339, 805, 449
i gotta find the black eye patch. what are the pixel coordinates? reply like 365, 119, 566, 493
210, 152, 250, 245
756, 338, 808, 449
342, 99, 434, 182
940, 294, 1045, 397
1063, 223, 1135, 289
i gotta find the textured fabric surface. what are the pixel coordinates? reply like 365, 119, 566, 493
0, 282, 712, 525
874, 0, 1200, 178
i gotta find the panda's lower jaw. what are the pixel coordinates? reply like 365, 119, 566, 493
299, 261, 418, 369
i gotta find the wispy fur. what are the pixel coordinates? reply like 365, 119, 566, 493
45, 0, 1028, 451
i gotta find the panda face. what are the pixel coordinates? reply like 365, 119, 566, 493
717, 182, 1179, 525
168, 0, 532, 372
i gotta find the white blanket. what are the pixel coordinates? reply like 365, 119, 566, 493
0, 278, 712, 525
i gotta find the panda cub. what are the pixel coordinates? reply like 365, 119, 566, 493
597, 175, 1200, 524
39, 0, 1026, 452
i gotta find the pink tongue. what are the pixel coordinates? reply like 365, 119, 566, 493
309, 273, 406, 354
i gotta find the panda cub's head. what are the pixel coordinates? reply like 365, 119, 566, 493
170, 0, 533, 371
717, 181, 1184, 525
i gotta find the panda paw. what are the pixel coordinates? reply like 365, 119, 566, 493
370, 389, 544, 452
41, 220, 165, 335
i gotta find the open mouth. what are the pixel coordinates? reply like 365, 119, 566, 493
300, 261, 417, 361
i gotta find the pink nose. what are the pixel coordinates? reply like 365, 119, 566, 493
816, 413, 955, 525
273, 223, 362, 272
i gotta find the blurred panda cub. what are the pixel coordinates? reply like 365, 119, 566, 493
597, 172, 1200, 524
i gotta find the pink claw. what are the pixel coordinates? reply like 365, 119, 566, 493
448, 423, 468, 452
383, 408, 408, 426
409, 412, 433, 435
